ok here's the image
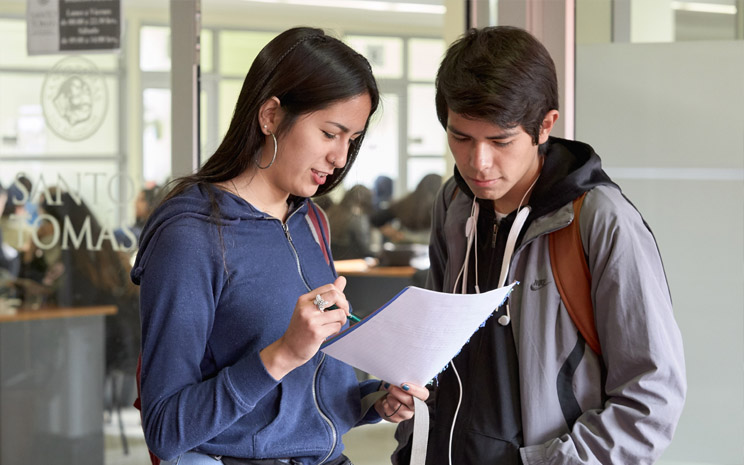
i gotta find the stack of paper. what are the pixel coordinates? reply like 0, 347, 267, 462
321, 283, 516, 386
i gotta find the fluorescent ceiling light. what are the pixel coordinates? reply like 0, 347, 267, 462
671, 1, 737, 14
245, 0, 446, 15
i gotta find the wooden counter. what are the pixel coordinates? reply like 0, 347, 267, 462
0, 305, 117, 323
334, 259, 417, 277
340, 265, 420, 319
340, 266, 417, 278
0, 304, 116, 464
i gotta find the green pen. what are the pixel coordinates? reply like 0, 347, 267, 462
326, 304, 361, 323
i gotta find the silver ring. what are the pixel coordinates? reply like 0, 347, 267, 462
313, 294, 329, 312
384, 401, 403, 419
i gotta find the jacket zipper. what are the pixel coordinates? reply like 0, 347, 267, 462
281, 217, 337, 465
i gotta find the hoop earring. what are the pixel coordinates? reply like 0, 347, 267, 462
256, 131, 277, 169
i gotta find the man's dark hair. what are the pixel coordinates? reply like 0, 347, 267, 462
435, 26, 559, 147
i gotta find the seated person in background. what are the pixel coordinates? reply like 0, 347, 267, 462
0, 183, 20, 276
1, 177, 34, 268
116, 184, 162, 250
371, 173, 442, 245
313, 192, 335, 211
372, 175, 394, 211
34, 188, 140, 376
327, 184, 376, 260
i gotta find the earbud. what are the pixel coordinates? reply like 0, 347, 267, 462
498, 301, 512, 326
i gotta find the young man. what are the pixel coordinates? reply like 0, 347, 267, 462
393, 26, 686, 464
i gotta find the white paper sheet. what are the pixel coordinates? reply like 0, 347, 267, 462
320, 282, 516, 386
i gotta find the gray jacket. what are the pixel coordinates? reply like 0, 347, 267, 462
420, 138, 686, 464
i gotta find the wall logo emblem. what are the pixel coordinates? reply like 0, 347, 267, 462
41, 56, 108, 141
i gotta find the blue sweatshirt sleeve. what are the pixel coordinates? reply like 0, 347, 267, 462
137, 220, 279, 461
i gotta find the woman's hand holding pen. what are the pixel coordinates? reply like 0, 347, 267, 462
260, 276, 351, 380
375, 381, 429, 423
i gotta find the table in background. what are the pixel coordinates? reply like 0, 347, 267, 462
337, 264, 418, 320
335, 264, 419, 381
0, 305, 116, 465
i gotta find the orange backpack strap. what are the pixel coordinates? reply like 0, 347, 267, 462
449, 185, 459, 205
548, 192, 601, 355
306, 200, 331, 266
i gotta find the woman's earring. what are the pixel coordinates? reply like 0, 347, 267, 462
256, 131, 277, 169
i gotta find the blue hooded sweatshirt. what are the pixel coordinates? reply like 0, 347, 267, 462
131, 184, 381, 463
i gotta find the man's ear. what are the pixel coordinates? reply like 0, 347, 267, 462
258, 96, 282, 133
538, 109, 559, 145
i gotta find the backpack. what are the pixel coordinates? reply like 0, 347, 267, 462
549, 192, 600, 355
133, 200, 332, 465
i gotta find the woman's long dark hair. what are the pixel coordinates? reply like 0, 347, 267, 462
165, 27, 380, 202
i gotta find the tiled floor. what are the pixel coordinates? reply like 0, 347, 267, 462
104, 407, 399, 465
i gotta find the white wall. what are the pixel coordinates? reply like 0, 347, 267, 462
577, 40, 744, 464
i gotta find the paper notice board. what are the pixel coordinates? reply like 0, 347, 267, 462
27, 0, 121, 55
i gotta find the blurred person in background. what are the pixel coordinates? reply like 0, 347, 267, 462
371, 173, 442, 246
115, 183, 162, 251
1, 176, 34, 263
313, 192, 335, 212
0, 184, 18, 276
0, 182, 21, 277
327, 184, 376, 260
35, 189, 141, 372
372, 175, 394, 211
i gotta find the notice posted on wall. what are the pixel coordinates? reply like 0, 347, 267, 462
27, 0, 121, 55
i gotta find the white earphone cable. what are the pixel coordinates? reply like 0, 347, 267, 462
447, 158, 542, 464
496, 158, 543, 324
454, 197, 479, 294
448, 360, 463, 465
449, 197, 478, 465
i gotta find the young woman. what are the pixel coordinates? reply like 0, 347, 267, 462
131, 27, 427, 465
